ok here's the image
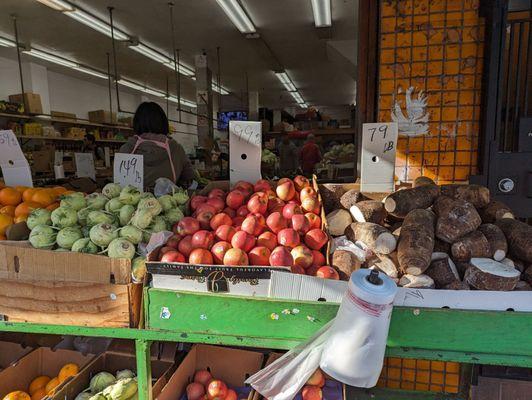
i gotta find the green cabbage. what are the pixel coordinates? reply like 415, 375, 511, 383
116, 369, 135, 380
119, 185, 141, 206
102, 378, 137, 400
119, 225, 143, 245
51, 206, 78, 228
90, 371, 116, 393
71, 238, 99, 254
29, 224, 57, 249
27, 209, 52, 230
89, 223, 118, 247
102, 183, 122, 199
56, 226, 83, 249
107, 238, 136, 259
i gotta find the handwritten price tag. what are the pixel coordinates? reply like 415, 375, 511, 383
0, 130, 33, 187
361, 122, 398, 192
229, 121, 262, 185
114, 153, 144, 191
74, 153, 96, 180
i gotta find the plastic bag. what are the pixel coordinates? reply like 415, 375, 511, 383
154, 177, 180, 197
246, 320, 334, 400
331, 236, 370, 262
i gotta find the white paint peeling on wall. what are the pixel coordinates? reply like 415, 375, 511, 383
391, 86, 429, 137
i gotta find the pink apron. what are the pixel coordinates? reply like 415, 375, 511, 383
131, 135, 177, 182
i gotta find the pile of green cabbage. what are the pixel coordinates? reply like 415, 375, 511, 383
74, 370, 137, 400
28, 184, 188, 260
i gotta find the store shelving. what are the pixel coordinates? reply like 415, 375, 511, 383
15, 135, 127, 144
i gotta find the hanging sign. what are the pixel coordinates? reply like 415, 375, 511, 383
360, 122, 399, 192
0, 130, 33, 187
114, 153, 144, 191
74, 152, 96, 180
229, 121, 262, 185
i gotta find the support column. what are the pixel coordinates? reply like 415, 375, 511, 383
195, 54, 214, 166
248, 91, 259, 121
135, 339, 152, 400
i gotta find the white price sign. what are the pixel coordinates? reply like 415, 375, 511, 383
361, 122, 398, 192
0, 130, 33, 187
74, 153, 96, 180
114, 153, 144, 191
229, 120, 262, 185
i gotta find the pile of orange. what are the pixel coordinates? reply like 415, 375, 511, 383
0, 185, 70, 239
2, 363, 79, 400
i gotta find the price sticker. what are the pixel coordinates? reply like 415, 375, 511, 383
114, 153, 144, 191
229, 121, 262, 185
361, 122, 398, 192
0, 130, 33, 187
74, 153, 96, 180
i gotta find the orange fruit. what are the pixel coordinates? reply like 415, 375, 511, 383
14, 202, 41, 218
2, 391, 31, 400
46, 202, 60, 211
30, 389, 45, 400
14, 186, 29, 194
44, 377, 59, 395
52, 186, 67, 196
0, 214, 13, 235
32, 190, 55, 207
58, 363, 79, 383
0, 188, 22, 206
14, 215, 28, 223
0, 205, 15, 216
29, 376, 51, 396
22, 188, 38, 202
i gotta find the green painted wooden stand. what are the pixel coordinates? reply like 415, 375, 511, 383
0, 288, 530, 400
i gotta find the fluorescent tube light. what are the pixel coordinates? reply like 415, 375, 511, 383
275, 72, 297, 92
299, 103, 309, 109
24, 49, 78, 68
73, 66, 108, 79
36, 0, 73, 11
163, 61, 195, 77
215, 0, 256, 33
65, 9, 129, 40
290, 91, 305, 104
129, 43, 170, 64
167, 95, 197, 108
212, 83, 230, 95
311, 0, 331, 27
0, 37, 16, 47
118, 79, 166, 97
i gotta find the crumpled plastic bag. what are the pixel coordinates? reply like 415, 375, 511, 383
154, 177, 180, 197
245, 320, 334, 400
331, 236, 370, 262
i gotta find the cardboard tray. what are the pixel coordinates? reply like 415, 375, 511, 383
0, 242, 142, 327
0, 347, 95, 398
156, 344, 265, 400
0, 341, 33, 371
53, 346, 177, 400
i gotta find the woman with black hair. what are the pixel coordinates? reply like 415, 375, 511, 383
119, 102, 194, 188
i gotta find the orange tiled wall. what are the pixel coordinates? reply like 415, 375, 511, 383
378, 0, 485, 183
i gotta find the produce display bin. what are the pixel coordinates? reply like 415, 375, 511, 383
0, 341, 33, 371
0, 242, 142, 327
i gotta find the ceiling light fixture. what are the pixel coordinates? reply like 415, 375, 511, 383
215, 0, 256, 34
310, 0, 332, 27
167, 95, 196, 108
117, 79, 165, 97
0, 37, 16, 47
65, 9, 129, 40
129, 43, 170, 64
212, 83, 230, 95
23, 49, 78, 68
299, 103, 309, 109
275, 72, 297, 92
163, 61, 195, 77
36, 0, 73, 11
290, 91, 305, 104
73, 66, 108, 79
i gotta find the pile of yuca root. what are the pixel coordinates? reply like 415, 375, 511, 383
321, 177, 532, 291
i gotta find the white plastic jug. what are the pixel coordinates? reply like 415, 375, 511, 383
320, 269, 397, 387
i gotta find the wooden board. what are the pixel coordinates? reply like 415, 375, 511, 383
0, 279, 142, 327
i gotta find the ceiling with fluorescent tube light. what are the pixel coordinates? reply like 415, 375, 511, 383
0, 0, 357, 118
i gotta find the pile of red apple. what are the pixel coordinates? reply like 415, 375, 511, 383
300, 369, 326, 400
157, 177, 339, 279
186, 370, 237, 400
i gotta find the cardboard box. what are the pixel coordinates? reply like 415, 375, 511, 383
89, 110, 116, 125
8, 93, 43, 115
157, 344, 265, 400
31, 149, 54, 173
0, 347, 94, 398
54, 345, 176, 400
0, 341, 32, 371
0, 242, 142, 327
51, 111, 77, 120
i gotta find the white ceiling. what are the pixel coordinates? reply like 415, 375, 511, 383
0, 0, 357, 116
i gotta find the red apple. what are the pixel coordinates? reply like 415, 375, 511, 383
187, 382, 205, 400
236, 205, 250, 217
267, 197, 285, 213
176, 217, 200, 236
291, 245, 314, 269
215, 224, 237, 242
189, 248, 214, 265
266, 212, 288, 234
311, 250, 326, 268
226, 190, 245, 209
223, 248, 249, 266
241, 214, 264, 236
232, 216, 244, 229
291, 214, 310, 235
231, 231, 256, 252
235, 180, 254, 193
257, 231, 277, 251
299, 187, 317, 200
191, 230, 214, 249
305, 229, 328, 250
160, 250, 186, 263
302, 385, 322, 400
195, 203, 216, 216
306, 265, 320, 276
210, 213, 233, 230
223, 207, 236, 218
276, 179, 296, 201
269, 246, 294, 267
282, 203, 303, 220
301, 196, 319, 213
196, 210, 215, 230
190, 195, 208, 211
247, 192, 268, 215
178, 235, 193, 257
305, 213, 321, 229
208, 188, 226, 199
254, 179, 272, 192
193, 370, 212, 387
291, 265, 306, 274
277, 228, 300, 248
211, 241, 232, 264
207, 380, 228, 400
248, 246, 271, 265
294, 175, 310, 191
316, 266, 340, 280
225, 389, 237, 400
165, 234, 181, 249
158, 246, 175, 256
206, 197, 225, 213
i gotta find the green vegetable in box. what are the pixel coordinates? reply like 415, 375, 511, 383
130, 209, 153, 230
29, 224, 57, 249
119, 225, 143, 245
60, 192, 87, 211
119, 205, 136, 226
56, 226, 83, 249
173, 189, 189, 205
85, 193, 108, 210
90, 371, 116, 393
107, 238, 136, 259
116, 369, 135, 380
158, 194, 177, 212
87, 210, 116, 227
102, 183, 122, 199
119, 185, 142, 206
27, 209, 52, 230
89, 223, 118, 247
51, 206, 78, 228
105, 198, 124, 213
102, 378, 138, 400
164, 207, 183, 225
71, 238, 99, 254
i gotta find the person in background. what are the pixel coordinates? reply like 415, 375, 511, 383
300, 133, 321, 175
119, 102, 194, 189
83, 133, 105, 161
278, 136, 299, 173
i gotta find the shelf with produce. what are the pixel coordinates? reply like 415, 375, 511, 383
0, 112, 133, 131
16, 135, 127, 144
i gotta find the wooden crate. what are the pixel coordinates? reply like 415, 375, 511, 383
0, 242, 141, 328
